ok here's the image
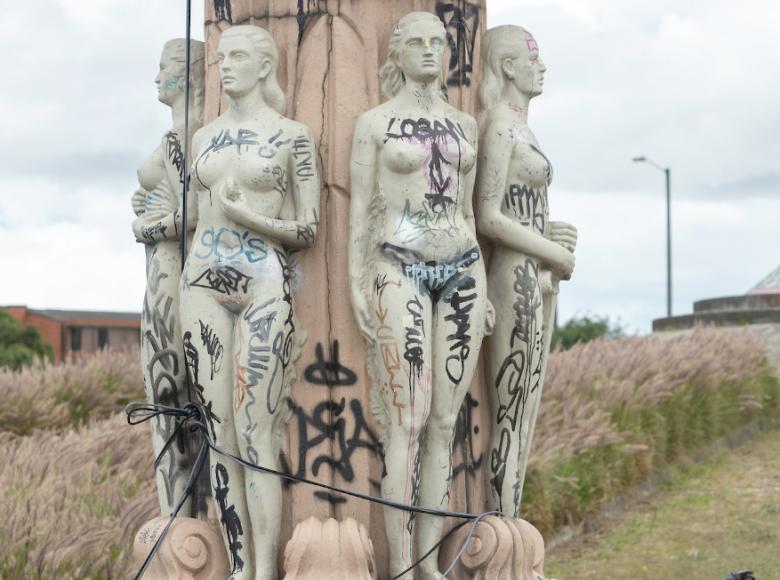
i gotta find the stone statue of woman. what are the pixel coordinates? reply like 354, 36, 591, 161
349, 12, 488, 579
131, 38, 205, 517
179, 25, 320, 579
476, 25, 577, 518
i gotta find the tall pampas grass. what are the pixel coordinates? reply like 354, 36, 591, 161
523, 325, 777, 534
0, 414, 157, 578
0, 348, 143, 435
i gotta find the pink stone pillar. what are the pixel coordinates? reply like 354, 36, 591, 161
203, 2, 489, 576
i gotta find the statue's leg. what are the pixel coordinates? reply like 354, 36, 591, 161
142, 245, 191, 516
370, 264, 433, 580
484, 253, 545, 518
416, 262, 487, 579
181, 291, 253, 579
233, 261, 293, 580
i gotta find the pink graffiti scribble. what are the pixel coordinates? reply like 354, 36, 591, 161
525, 34, 539, 53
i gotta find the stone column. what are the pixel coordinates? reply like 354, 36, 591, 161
204, 1, 489, 576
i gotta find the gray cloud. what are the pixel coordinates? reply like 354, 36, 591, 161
489, 0, 780, 200
0, 0, 776, 334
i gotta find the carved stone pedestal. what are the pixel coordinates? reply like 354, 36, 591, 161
132, 516, 229, 579
283, 517, 376, 580
440, 517, 546, 580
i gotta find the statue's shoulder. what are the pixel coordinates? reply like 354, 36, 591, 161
354, 104, 391, 136
281, 116, 314, 140
443, 103, 477, 134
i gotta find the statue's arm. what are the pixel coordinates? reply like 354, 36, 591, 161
349, 113, 378, 342
462, 115, 479, 236
475, 125, 573, 277
221, 125, 320, 250
132, 132, 202, 244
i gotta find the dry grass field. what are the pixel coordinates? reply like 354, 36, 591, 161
0, 327, 777, 578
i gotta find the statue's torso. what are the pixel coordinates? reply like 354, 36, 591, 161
371, 106, 478, 262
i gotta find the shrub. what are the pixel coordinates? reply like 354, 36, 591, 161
0, 348, 143, 435
0, 310, 54, 370
551, 315, 623, 351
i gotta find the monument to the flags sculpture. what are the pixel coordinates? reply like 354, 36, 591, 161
130, 2, 576, 578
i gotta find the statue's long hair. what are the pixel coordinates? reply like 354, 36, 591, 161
379, 11, 447, 102
220, 25, 287, 115
478, 25, 529, 114
164, 38, 206, 124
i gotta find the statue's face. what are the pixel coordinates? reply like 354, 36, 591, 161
217, 34, 263, 97
396, 19, 446, 84
512, 32, 546, 97
155, 48, 184, 106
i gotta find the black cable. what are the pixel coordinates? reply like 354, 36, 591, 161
180, 0, 192, 272
126, 402, 504, 579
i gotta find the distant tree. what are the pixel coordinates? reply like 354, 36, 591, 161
551, 315, 624, 351
0, 310, 54, 370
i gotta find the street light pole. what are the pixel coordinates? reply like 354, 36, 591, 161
633, 156, 673, 317
665, 167, 672, 318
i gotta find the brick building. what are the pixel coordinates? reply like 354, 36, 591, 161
3, 306, 141, 362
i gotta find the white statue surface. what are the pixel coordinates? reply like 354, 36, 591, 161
349, 12, 488, 579
131, 38, 205, 517
179, 25, 320, 579
476, 25, 577, 518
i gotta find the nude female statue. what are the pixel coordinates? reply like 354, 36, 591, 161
349, 12, 488, 579
131, 38, 205, 516
179, 25, 320, 579
476, 25, 577, 518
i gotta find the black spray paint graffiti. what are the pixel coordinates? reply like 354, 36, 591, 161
213, 0, 232, 22
292, 135, 315, 182
490, 259, 545, 515
141, 221, 168, 241
182, 330, 221, 438
280, 397, 384, 505
296, 209, 319, 246
165, 131, 185, 184
504, 183, 548, 233
406, 448, 422, 535
444, 277, 477, 385
436, 1, 481, 87
190, 265, 252, 296
199, 320, 224, 380
303, 341, 357, 388
404, 298, 425, 389
385, 117, 468, 243
296, 0, 320, 45
400, 247, 480, 301
143, 257, 185, 506
215, 463, 245, 574
199, 128, 291, 161
235, 250, 294, 421
452, 393, 483, 479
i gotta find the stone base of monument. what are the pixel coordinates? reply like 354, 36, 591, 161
439, 517, 546, 580
283, 517, 377, 580
132, 515, 229, 579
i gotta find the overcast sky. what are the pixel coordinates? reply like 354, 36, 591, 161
1, 0, 778, 333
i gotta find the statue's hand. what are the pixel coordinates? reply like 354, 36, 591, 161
131, 216, 153, 244
548, 221, 578, 253
131, 187, 149, 216
144, 180, 177, 220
